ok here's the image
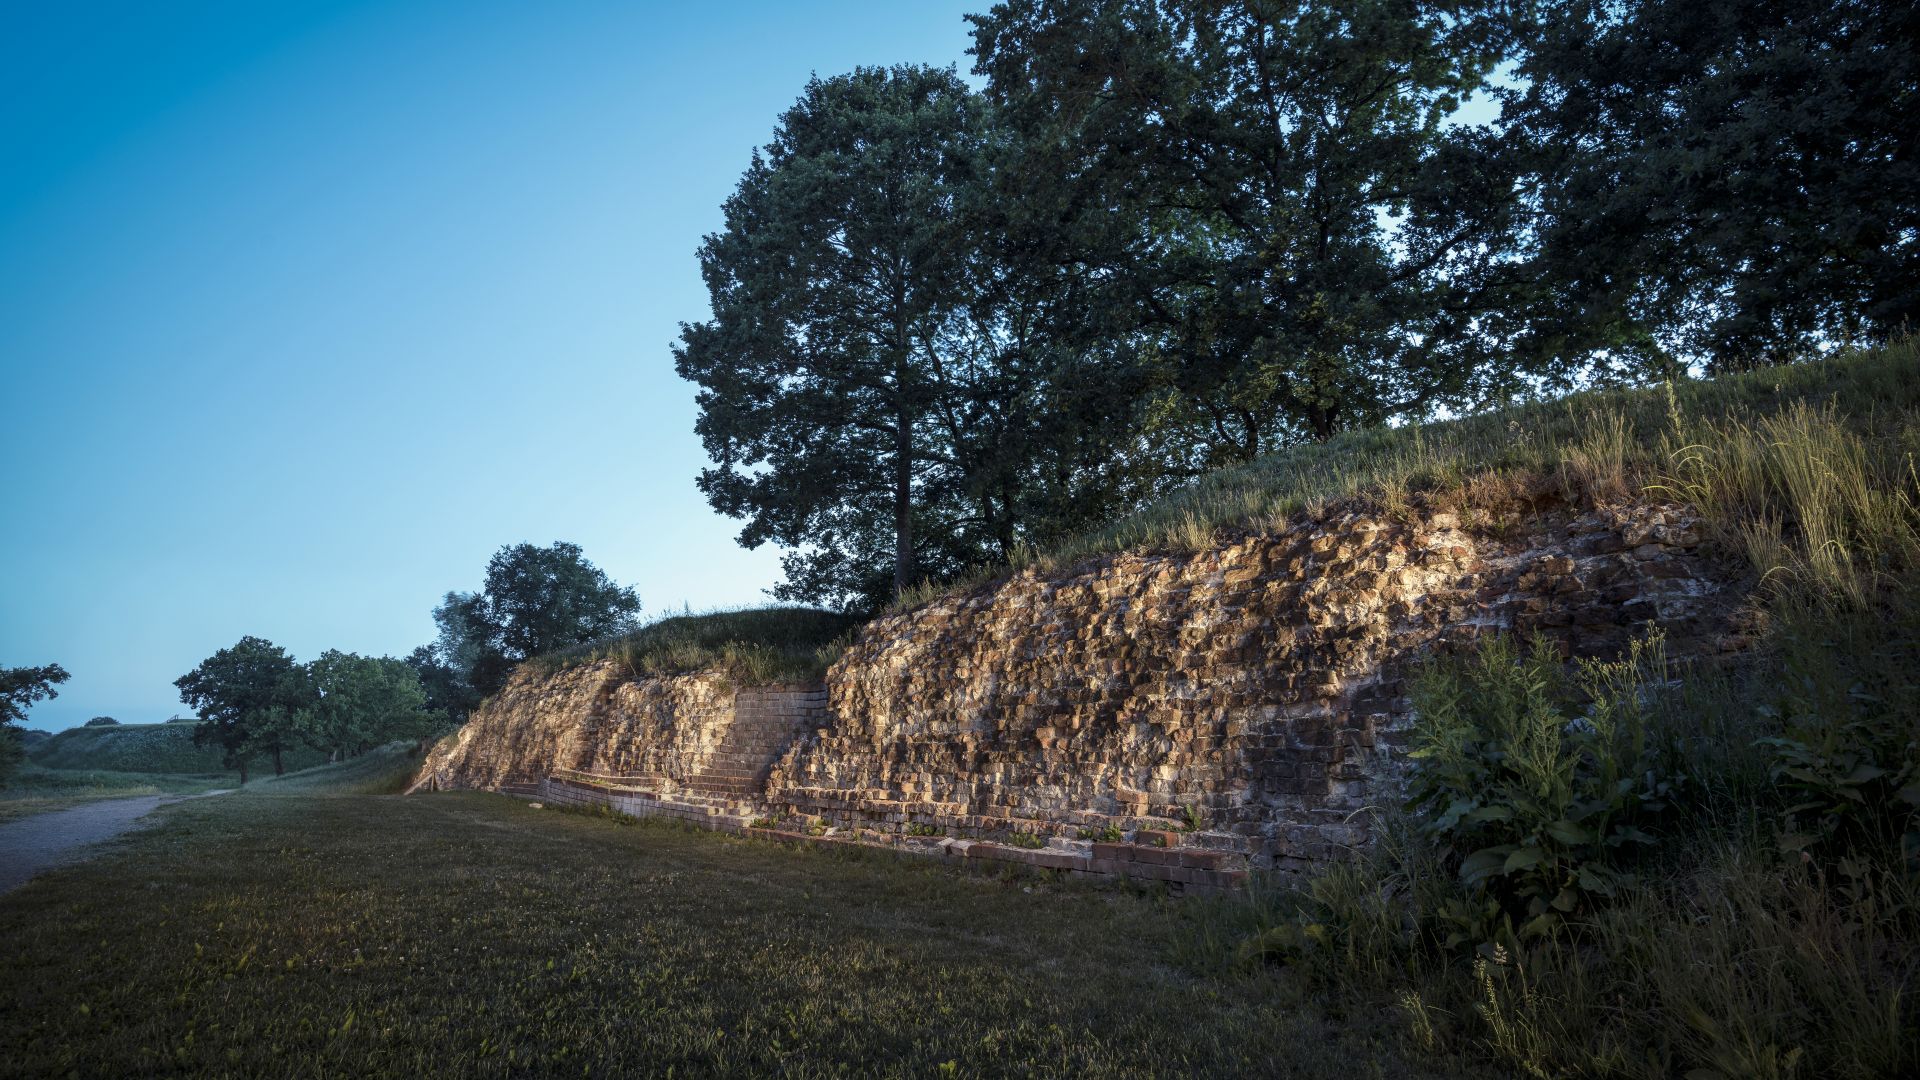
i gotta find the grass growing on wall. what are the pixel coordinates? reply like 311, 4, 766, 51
896, 338, 1920, 612
526, 606, 864, 686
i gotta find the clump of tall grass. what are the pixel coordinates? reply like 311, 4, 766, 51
525, 606, 863, 686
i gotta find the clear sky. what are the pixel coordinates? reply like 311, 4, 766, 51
1, 0, 979, 731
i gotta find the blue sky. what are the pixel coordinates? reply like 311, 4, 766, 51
1, 0, 979, 730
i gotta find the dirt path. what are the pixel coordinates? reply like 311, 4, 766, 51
0, 793, 227, 894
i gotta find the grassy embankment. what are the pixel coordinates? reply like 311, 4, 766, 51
0, 786, 1467, 1079
525, 605, 864, 685
2, 723, 334, 822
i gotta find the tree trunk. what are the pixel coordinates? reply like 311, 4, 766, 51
239, 758, 249, 785
273, 744, 285, 776
893, 403, 915, 596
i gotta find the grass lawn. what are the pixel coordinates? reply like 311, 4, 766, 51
0, 787, 1465, 1079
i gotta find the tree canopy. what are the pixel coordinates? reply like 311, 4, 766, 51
676, 0, 1918, 609
429, 541, 641, 699
1, 662, 70, 779
175, 637, 310, 782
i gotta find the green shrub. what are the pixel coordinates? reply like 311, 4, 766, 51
1006, 831, 1046, 850
1406, 632, 1679, 945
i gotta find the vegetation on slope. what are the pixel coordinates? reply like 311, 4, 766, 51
527, 606, 864, 686
27, 721, 328, 776
898, 339, 1920, 610
0, 765, 231, 824
0, 791, 1472, 1079
1179, 339, 1920, 1077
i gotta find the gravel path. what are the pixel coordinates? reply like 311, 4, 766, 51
0, 793, 228, 894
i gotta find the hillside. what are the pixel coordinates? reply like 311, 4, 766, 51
28, 721, 328, 775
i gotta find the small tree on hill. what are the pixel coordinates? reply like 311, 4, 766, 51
84, 716, 118, 727
175, 637, 313, 782
1, 663, 70, 780
430, 542, 641, 699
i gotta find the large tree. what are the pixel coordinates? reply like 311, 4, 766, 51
431, 542, 641, 698
677, 65, 989, 608
299, 651, 439, 759
175, 638, 311, 782
1508, 0, 1920, 369
970, 0, 1528, 458
1, 662, 69, 780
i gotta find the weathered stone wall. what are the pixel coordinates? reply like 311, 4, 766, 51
410, 663, 826, 806
414, 495, 1746, 880
766, 498, 1743, 871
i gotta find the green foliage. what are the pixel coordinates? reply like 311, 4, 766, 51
973, 0, 1527, 452
0, 662, 69, 781
432, 541, 642, 699
1407, 633, 1679, 944
1759, 598, 1920, 868
1077, 823, 1123, 843
1510, 0, 1920, 368
529, 606, 863, 686
174, 636, 312, 782
1005, 831, 1046, 850
83, 716, 118, 727
298, 651, 443, 759
905, 822, 942, 837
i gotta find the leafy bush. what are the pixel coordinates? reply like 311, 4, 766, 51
84, 716, 118, 727
1406, 633, 1679, 945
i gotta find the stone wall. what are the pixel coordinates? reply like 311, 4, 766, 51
414, 494, 1748, 880
410, 665, 826, 815
766, 497, 1744, 872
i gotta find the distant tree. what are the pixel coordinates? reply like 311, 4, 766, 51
404, 645, 477, 725
174, 638, 313, 782
84, 716, 119, 727
1507, 0, 1920, 370
1, 663, 70, 780
299, 651, 440, 759
431, 542, 641, 699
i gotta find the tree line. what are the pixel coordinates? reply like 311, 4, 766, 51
167, 541, 641, 780
676, 0, 1919, 611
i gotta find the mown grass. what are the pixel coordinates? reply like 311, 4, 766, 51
27, 721, 328, 776
0, 765, 232, 824
247, 743, 422, 796
896, 338, 1920, 611
526, 606, 864, 686
0, 791, 1472, 1079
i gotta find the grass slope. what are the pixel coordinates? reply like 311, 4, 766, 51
0, 766, 230, 824
0, 791, 1465, 1078
527, 606, 864, 685
247, 744, 422, 796
899, 339, 1920, 610
27, 722, 327, 775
